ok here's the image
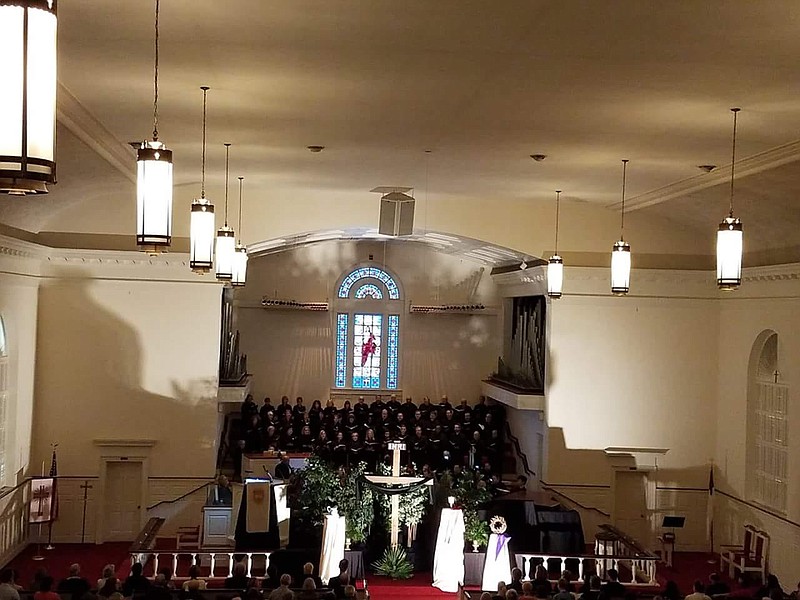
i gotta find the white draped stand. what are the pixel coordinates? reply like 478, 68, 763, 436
481, 532, 512, 591
319, 508, 347, 583
432, 507, 465, 592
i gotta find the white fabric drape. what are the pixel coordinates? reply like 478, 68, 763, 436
432, 508, 465, 592
319, 508, 347, 583
230, 483, 244, 539
481, 532, 512, 591
274, 483, 290, 547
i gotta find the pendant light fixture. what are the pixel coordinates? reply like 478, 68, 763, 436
215, 143, 236, 281
547, 190, 564, 299
231, 176, 248, 288
0, 0, 58, 195
136, 0, 173, 253
189, 86, 215, 273
717, 108, 744, 290
611, 159, 631, 296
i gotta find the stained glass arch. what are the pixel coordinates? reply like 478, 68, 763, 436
338, 266, 400, 300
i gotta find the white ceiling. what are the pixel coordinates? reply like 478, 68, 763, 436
1, 1, 799, 263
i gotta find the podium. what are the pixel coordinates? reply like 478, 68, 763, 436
234, 479, 290, 550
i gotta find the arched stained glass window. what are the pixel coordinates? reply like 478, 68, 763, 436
338, 266, 399, 299
355, 284, 383, 299
334, 266, 401, 390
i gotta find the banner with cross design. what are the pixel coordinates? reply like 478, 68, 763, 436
29, 477, 56, 523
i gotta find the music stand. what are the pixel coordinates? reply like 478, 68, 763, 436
659, 516, 685, 568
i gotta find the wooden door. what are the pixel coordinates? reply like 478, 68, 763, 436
103, 461, 143, 541
614, 470, 650, 546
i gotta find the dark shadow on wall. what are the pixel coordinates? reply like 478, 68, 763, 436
30, 268, 220, 480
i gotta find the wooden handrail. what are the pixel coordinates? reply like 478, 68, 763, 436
503, 422, 536, 479
0, 477, 31, 501
147, 480, 213, 510
540, 482, 611, 518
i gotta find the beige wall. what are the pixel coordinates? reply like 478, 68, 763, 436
237, 240, 501, 403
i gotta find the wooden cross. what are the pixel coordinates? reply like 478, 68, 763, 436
364, 441, 432, 547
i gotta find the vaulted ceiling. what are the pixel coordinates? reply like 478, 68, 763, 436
1, 1, 799, 266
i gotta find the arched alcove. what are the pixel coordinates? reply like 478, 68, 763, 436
746, 329, 788, 513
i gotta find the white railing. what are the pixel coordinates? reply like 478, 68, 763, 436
135, 551, 273, 579
515, 553, 658, 587
0, 480, 31, 566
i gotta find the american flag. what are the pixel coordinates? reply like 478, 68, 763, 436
49, 444, 59, 521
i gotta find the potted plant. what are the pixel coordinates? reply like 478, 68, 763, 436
371, 546, 414, 579
465, 513, 489, 552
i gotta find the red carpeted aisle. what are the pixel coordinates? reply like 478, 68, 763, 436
5, 543, 133, 588
366, 573, 456, 600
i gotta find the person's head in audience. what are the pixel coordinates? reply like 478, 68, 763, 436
557, 579, 568, 592
233, 562, 247, 577
338, 559, 349, 576
343, 585, 355, 599
279, 575, 291, 588
472, 430, 482, 443
506, 590, 519, 600
188, 565, 202, 580
398, 424, 408, 437
0, 570, 14, 585
521, 582, 533, 597
497, 582, 508, 597
301, 425, 312, 437
693, 581, 704, 594
414, 410, 422, 422
69, 564, 81, 577
302, 578, 315, 591
365, 429, 375, 442
280, 396, 289, 407
590, 577, 601, 591
607, 569, 620, 583
108, 593, 124, 600
130, 563, 143, 577
480, 594, 493, 600
510, 568, 522, 584
414, 426, 424, 439
534, 566, 547, 582
158, 567, 173, 584
343, 400, 351, 412
336, 431, 345, 444
662, 580, 680, 600
102, 565, 115, 580
244, 588, 262, 600
153, 575, 167, 589
396, 412, 405, 424
350, 432, 359, 444
296, 396, 304, 407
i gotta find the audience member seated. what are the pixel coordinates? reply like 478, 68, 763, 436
182, 566, 206, 592
494, 582, 508, 600
706, 575, 730, 598
122, 563, 150, 597
552, 578, 574, 600
506, 591, 519, 600
508, 569, 524, 594
296, 579, 318, 600
479, 594, 492, 600
729, 574, 761, 599
600, 569, 626, 600
97, 565, 116, 592
532, 566, 552, 599
521, 582, 534, 599
327, 560, 354, 599
34, 577, 61, 600
685, 580, 711, 600
267, 575, 293, 600
342, 586, 355, 600
0, 570, 20, 600
226, 563, 251, 590
144, 575, 172, 600
300, 564, 323, 591
57, 564, 90, 600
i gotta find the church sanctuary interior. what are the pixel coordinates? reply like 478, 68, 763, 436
2, 1, 800, 600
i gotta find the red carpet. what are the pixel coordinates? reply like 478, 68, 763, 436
367, 572, 456, 600
5, 543, 133, 589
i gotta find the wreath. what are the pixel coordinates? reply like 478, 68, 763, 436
489, 515, 507, 534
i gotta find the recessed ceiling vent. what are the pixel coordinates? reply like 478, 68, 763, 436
371, 186, 415, 236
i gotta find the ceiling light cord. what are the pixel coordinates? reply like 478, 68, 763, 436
152, 0, 160, 141
200, 87, 208, 198
554, 190, 561, 254
237, 176, 244, 242
729, 108, 740, 217
224, 143, 231, 226
620, 159, 629, 240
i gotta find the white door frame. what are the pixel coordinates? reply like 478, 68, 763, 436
610, 467, 656, 547
95, 455, 149, 544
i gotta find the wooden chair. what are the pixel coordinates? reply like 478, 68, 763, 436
720, 525, 769, 581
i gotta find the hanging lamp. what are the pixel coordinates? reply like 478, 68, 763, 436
215, 143, 235, 281
189, 86, 215, 273
611, 159, 631, 296
231, 176, 248, 287
717, 108, 744, 290
0, 0, 58, 195
136, 0, 173, 253
547, 190, 564, 299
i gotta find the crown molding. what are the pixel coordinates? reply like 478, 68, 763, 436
742, 262, 800, 282
57, 83, 136, 184
609, 138, 800, 212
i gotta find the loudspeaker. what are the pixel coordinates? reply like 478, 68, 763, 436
379, 191, 415, 236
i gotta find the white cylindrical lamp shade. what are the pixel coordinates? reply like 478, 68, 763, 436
215, 226, 236, 281
189, 198, 215, 272
547, 254, 563, 299
0, 0, 57, 195
136, 140, 173, 250
231, 244, 248, 287
611, 240, 631, 295
717, 216, 743, 290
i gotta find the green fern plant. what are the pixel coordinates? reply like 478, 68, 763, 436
371, 546, 414, 579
